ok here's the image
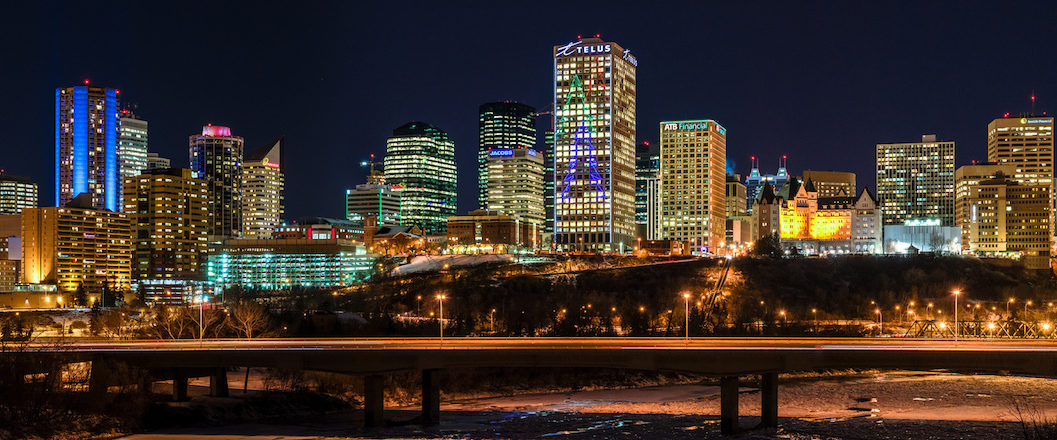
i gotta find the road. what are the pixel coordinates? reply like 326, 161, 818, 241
25, 336, 1057, 352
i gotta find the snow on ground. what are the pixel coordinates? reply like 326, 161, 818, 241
391, 254, 548, 276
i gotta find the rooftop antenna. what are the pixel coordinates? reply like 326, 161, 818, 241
1031, 90, 1037, 115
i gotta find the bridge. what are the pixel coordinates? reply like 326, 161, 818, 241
15, 337, 1057, 434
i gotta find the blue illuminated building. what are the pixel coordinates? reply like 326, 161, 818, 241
207, 239, 375, 289
56, 82, 120, 211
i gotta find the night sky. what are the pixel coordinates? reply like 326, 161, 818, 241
2, 1, 1055, 218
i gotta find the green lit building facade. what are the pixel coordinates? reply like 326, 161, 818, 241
383, 122, 457, 234
206, 239, 375, 289
478, 102, 536, 209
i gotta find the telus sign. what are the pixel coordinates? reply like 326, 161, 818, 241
556, 40, 638, 66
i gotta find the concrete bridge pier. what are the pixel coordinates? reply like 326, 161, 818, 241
760, 372, 779, 428
363, 374, 385, 427
209, 367, 229, 397
422, 369, 441, 425
720, 376, 739, 434
172, 369, 189, 401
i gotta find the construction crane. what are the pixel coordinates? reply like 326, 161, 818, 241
360, 153, 384, 184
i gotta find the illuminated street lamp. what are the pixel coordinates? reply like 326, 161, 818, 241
927, 303, 934, 319
1008, 298, 1015, 315
953, 290, 961, 340
779, 310, 787, 325
811, 308, 818, 334
683, 293, 691, 341
1026, 300, 1033, 313
490, 308, 496, 333
875, 309, 883, 335
436, 294, 447, 340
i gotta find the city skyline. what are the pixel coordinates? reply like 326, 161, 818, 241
3, 2, 1056, 220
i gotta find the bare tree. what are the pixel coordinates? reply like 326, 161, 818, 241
229, 301, 272, 339
147, 306, 195, 339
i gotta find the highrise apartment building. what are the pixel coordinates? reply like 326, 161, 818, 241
955, 162, 1018, 251
552, 37, 637, 251
961, 172, 1050, 267
189, 125, 244, 239
486, 148, 545, 226
241, 137, 285, 239
478, 102, 536, 210
0, 173, 37, 214
876, 134, 956, 226
21, 194, 132, 295
659, 120, 727, 254
383, 122, 457, 234
55, 83, 120, 211
123, 168, 209, 279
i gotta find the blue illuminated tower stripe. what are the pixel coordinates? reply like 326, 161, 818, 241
54, 89, 60, 206
72, 87, 89, 199
104, 89, 118, 211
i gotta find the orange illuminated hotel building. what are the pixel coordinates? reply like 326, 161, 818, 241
659, 120, 726, 254
552, 36, 637, 252
20, 193, 132, 294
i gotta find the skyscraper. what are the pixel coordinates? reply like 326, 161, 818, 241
876, 134, 956, 226
478, 102, 536, 210
955, 162, 1017, 251
552, 36, 637, 252
55, 83, 120, 211
0, 173, 37, 214
659, 120, 727, 254
117, 110, 148, 180
635, 141, 659, 239
543, 130, 555, 234
123, 168, 209, 279
383, 122, 457, 234
242, 137, 285, 239
189, 125, 244, 239
486, 148, 545, 226
744, 156, 790, 212
987, 116, 1055, 247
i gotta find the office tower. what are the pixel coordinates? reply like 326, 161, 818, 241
55, 83, 120, 211
0, 173, 38, 214
146, 153, 170, 170
987, 116, 1055, 246
876, 134, 956, 226
117, 110, 148, 180
635, 141, 660, 239
486, 148, 545, 226
961, 172, 1049, 267
543, 130, 555, 234
955, 162, 1018, 251
21, 194, 132, 295
383, 122, 457, 234
346, 183, 402, 225
726, 175, 747, 218
745, 156, 790, 212
123, 168, 209, 279
189, 125, 244, 239
645, 176, 661, 240
802, 170, 855, 198
659, 120, 727, 254
242, 137, 285, 239
478, 102, 536, 209
552, 36, 637, 252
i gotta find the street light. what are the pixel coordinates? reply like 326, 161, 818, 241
953, 290, 961, 340
1026, 300, 1033, 313
927, 303, 934, 319
490, 308, 496, 333
811, 308, 818, 334
683, 293, 691, 341
875, 308, 883, 335
1008, 298, 1015, 315
436, 294, 447, 340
